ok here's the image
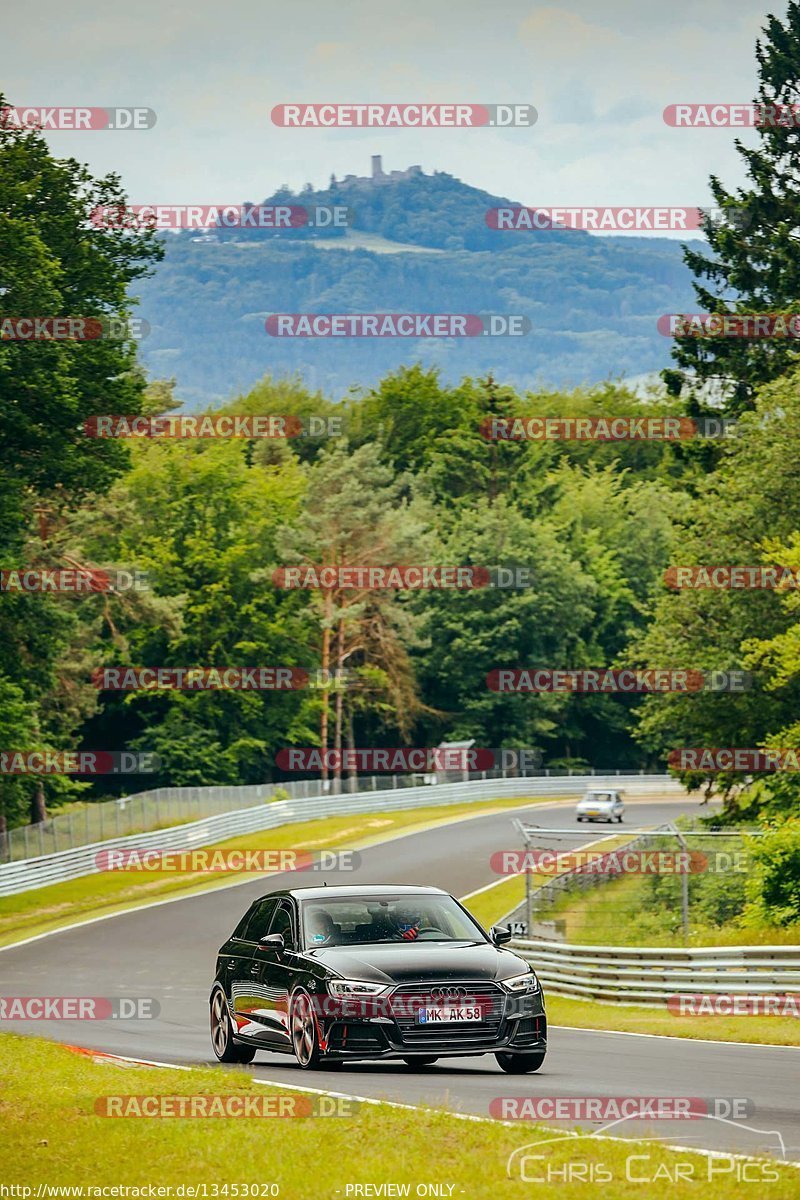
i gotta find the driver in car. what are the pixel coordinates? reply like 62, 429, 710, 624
391, 905, 423, 941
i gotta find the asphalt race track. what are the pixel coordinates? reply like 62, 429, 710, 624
2, 794, 798, 1162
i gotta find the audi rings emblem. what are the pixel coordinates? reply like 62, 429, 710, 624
430, 986, 468, 1002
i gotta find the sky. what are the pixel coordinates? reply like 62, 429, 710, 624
1, 0, 777, 234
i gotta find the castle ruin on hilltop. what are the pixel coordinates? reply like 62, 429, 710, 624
330, 156, 423, 187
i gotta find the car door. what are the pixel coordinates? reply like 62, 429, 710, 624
230, 896, 279, 1041
250, 899, 303, 1048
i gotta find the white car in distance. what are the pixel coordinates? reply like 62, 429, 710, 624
576, 790, 625, 823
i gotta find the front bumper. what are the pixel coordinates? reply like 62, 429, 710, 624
317, 981, 547, 1060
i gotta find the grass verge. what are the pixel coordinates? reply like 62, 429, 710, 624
544, 993, 800, 1046
0, 793, 568, 949
1, 1034, 795, 1198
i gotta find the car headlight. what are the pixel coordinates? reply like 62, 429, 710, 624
328, 980, 389, 997
501, 970, 540, 994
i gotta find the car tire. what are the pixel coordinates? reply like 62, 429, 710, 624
402, 1057, 439, 1068
495, 1050, 546, 1074
290, 990, 324, 1069
210, 988, 256, 1064
617, 814, 624, 823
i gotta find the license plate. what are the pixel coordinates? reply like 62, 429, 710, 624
417, 1006, 483, 1023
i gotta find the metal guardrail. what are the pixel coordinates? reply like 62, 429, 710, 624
510, 938, 800, 1006
0, 766, 662, 863
0, 772, 680, 896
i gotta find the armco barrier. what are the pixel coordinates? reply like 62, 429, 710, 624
0, 773, 679, 896
509, 938, 800, 1006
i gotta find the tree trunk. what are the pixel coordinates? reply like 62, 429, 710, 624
332, 617, 345, 793
31, 783, 47, 824
346, 707, 358, 793
320, 591, 333, 785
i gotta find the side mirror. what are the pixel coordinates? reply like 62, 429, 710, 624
491, 924, 513, 945
259, 933, 285, 950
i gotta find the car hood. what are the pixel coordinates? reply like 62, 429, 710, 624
301, 941, 531, 984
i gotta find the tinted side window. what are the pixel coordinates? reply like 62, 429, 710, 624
231, 908, 253, 939
269, 902, 295, 948
244, 898, 279, 942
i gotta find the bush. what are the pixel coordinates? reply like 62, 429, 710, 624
742, 819, 800, 928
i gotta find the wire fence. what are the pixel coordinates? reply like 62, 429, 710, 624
502, 822, 760, 947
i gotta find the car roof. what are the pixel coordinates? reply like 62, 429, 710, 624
254, 884, 449, 903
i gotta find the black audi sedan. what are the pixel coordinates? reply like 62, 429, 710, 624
210, 884, 546, 1072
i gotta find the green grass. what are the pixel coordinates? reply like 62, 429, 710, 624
1, 1035, 795, 1197
0, 793, 568, 948
464, 873, 530, 928
545, 993, 800, 1046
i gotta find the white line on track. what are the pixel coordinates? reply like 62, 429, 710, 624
550, 1024, 800, 1049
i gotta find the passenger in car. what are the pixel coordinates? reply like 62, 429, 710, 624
308, 911, 341, 945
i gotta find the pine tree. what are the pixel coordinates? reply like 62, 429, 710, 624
664, 1, 800, 414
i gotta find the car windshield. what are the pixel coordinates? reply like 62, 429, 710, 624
301, 895, 488, 947
583, 794, 613, 804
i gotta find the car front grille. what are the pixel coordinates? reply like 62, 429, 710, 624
389, 981, 506, 1046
